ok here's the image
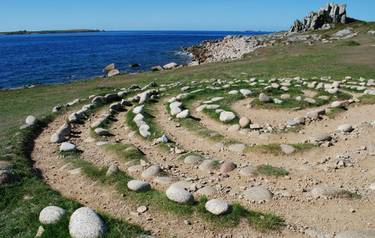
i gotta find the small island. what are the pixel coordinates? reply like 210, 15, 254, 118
0, 29, 104, 35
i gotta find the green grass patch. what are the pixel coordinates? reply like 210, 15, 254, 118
326, 107, 346, 119
255, 165, 289, 177
341, 40, 361, 46
103, 143, 145, 163
358, 94, 375, 104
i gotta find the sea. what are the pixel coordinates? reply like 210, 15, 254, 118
0, 31, 268, 89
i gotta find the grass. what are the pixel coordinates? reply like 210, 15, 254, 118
249, 143, 315, 155
341, 40, 361, 46
326, 107, 346, 119
0, 119, 149, 238
103, 143, 145, 163
254, 165, 289, 177
358, 94, 375, 104
62, 152, 284, 231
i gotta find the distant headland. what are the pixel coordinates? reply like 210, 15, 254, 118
0, 29, 104, 35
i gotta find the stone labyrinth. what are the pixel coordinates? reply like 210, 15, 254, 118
29, 75, 375, 237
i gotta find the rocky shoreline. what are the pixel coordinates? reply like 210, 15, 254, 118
185, 3, 358, 64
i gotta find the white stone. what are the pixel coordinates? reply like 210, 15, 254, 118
205, 199, 229, 215
337, 124, 353, 133
219, 111, 236, 122
243, 186, 273, 201
141, 165, 162, 178
176, 109, 189, 119
127, 180, 151, 192
39, 206, 65, 224
166, 186, 194, 204
25, 115, 36, 126
59, 142, 76, 152
69, 207, 106, 238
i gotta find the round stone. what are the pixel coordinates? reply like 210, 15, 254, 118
205, 199, 229, 215
228, 124, 240, 132
196, 186, 217, 197
312, 133, 332, 142
127, 180, 151, 192
310, 185, 346, 198
176, 109, 189, 119
25, 115, 37, 126
219, 161, 237, 173
184, 155, 204, 164
141, 165, 162, 178
105, 164, 118, 177
69, 207, 106, 238
337, 124, 353, 133
198, 160, 218, 173
59, 142, 76, 152
153, 176, 175, 185
239, 166, 256, 177
259, 93, 271, 102
243, 186, 273, 201
280, 144, 296, 154
166, 186, 194, 204
240, 89, 252, 97
39, 206, 66, 225
219, 111, 236, 122
239, 117, 250, 128
94, 128, 111, 136
228, 143, 246, 153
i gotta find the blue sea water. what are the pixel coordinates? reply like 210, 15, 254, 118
0, 31, 267, 89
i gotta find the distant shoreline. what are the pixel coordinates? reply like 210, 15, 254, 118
0, 29, 104, 35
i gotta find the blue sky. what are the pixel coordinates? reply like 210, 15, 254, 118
1, 1, 374, 32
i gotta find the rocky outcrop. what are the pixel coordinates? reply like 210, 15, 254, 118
289, 3, 347, 33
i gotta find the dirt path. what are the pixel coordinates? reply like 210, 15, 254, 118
30, 91, 375, 238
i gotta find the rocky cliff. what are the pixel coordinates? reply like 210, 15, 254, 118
289, 3, 347, 32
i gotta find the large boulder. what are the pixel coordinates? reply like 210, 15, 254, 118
69, 207, 106, 238
39, 206, 66, 224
